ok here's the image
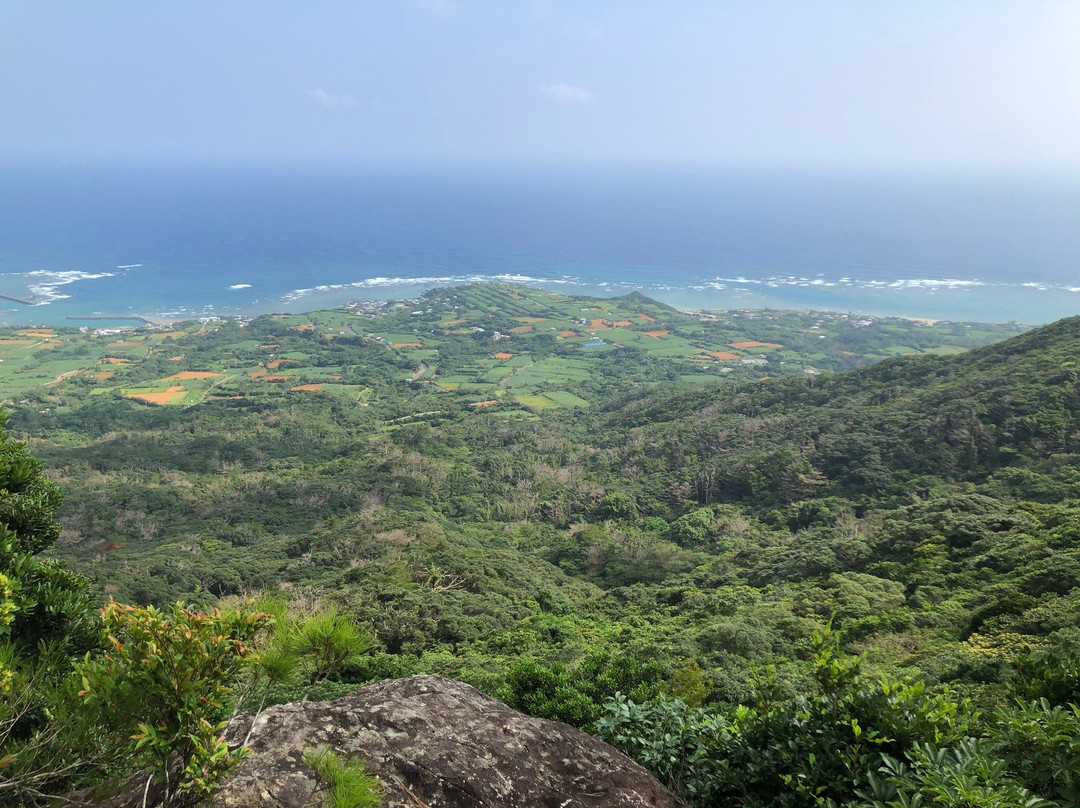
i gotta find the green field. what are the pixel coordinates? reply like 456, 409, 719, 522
543, 391, 590, 407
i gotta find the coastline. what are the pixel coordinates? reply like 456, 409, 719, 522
0, 274, 1069, 330
3, 165, 1080, 327
36, 295, 1021, 335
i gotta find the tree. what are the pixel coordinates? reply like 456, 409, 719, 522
78, 601, 271, 805
0, 412, 275, 806
0, 410, 97, 658
0, 409, 102, 803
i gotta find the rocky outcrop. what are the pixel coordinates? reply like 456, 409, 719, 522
213, 675, 684, 808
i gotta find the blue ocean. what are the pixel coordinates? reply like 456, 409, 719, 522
1, 161, 1079, 326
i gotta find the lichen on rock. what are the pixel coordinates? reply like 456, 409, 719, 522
214, 675, 684, 808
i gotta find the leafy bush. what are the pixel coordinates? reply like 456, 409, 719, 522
992, 699, 1080, 806
0, 412, 104, 803
78, 600, 271, 804
1013, 651, 1080, 707
597, 633, 1080, 808
859, 740, 1053, 808
596, 628, 979, 808
594, 694, 734, 803
502, 650, 665, 728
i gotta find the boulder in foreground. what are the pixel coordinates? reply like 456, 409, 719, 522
213, 675, 683, 808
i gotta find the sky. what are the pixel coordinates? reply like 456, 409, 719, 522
2, 1, 1079, 168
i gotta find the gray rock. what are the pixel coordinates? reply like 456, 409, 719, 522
214, 675, 684, 808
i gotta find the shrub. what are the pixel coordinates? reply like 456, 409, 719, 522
304, 746, 383, 808
78, 600, 271, 804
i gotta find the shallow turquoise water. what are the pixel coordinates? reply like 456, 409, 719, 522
1, 162, 1077, 325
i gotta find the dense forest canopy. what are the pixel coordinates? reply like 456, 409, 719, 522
2, 285, 1079, 806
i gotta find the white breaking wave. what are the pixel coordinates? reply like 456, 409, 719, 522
275, 271, 1080, 307
712, 274, 984, 291
24, 270, 116, 305
228, 283, 253, 290
888, 279, 983, 289
280, 273, 578, 303
116, 264, 143, 269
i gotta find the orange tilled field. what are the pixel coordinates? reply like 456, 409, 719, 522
126, 385, 184, 404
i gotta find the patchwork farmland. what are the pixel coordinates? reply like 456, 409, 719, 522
0, 284, 1023, 422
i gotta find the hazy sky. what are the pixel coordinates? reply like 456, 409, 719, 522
2, 1, 1078, 168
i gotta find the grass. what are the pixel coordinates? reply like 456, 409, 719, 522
544, 391, 590, 407
484, 367, 514, 382
514, 394, 556, 410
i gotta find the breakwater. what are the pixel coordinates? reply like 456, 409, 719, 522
65, 315, 170, 327
0, 293, 39, 306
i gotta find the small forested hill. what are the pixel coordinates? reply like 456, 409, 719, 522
603, 313, 1080, 506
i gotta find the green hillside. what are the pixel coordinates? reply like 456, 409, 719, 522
4, 287, 1079, 806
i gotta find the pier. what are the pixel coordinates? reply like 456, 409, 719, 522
0, 293, 39, 306
65, 315, 174, 327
